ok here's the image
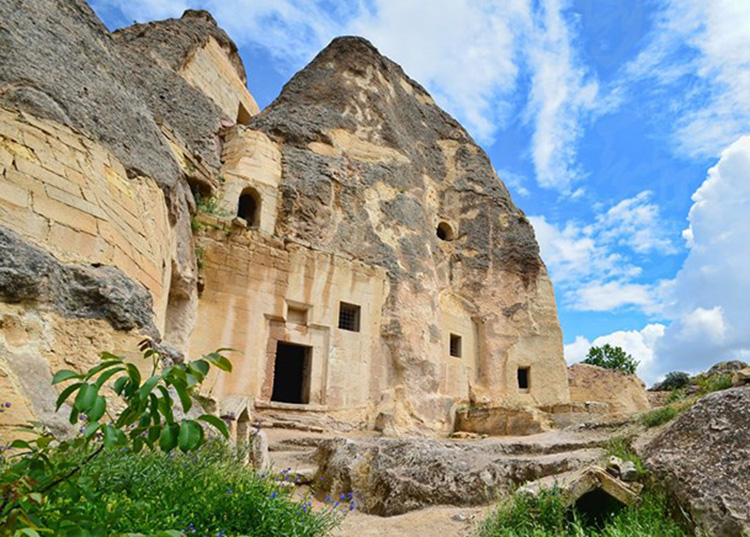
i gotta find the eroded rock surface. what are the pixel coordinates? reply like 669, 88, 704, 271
644, 387, 750, 536
568, 363, 650, 414
314, 435, 603, 515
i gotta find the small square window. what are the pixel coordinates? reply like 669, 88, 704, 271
338, 302, 361, 332
449, 334, 462, 358
517, 367, 530, 390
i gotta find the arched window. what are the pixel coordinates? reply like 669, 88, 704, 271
237, 187, 261, 227
436, 221, 455, 241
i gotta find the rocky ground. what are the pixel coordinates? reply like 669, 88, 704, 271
264, 424, 625, 536
262, 384, 750, 536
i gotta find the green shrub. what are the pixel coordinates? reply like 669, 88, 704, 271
582, 344, 639, 375
38, 441, 341, 536
641, 406, 679, 428
476, 487, 687, 536
695, 373, 733, 395
658, 372, 691, 391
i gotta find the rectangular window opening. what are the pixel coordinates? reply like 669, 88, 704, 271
449, 334, 462, 358
338, 302, 361, 332
517, 367, 530, 390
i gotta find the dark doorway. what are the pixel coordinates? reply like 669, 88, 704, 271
271, 342, 311, 404
237, 188, 259, 226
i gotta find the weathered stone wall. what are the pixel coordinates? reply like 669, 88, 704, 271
180, 37, 260, 122
188, 218, 390, 425
568, 363, 650, 414
0, 108, 174, 328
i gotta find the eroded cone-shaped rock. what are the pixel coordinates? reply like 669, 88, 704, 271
644, 387, 750, 536
250, 37, 569, 429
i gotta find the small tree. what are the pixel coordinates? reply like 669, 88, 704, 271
0, 339, 233, 535
582, 344, 639, 375
658, 371, 691, 391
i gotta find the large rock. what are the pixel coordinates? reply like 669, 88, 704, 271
568, 363, 650, 414
314, 436, 602, 515
643, 386, 750, 536
245, 36, 569, 427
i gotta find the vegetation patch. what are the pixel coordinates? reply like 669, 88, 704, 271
37, 442, 340, 536
476, 487, 687, 537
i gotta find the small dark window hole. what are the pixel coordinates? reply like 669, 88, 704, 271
517, 367, 530, 390
450, 334, 462, 358
437, 221, 454, 241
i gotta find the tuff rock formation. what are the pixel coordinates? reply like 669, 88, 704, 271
567, 363, 650, 414
644, 387, 750, 536
1, 0, 568, 439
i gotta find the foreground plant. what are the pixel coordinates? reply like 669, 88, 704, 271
476, 486, 687, 536
0, 340, 233, 535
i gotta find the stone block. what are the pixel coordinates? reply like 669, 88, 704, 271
33, 194, 97, 235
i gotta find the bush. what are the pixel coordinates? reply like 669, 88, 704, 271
476, 487, 686, 536
658, 372, 691, 391
38, 441, 341, 536
582, 344, 640, 375
695, 373, 733, 395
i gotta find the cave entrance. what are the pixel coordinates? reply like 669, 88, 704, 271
271, 342, 311, 404
571, 488, 626, 528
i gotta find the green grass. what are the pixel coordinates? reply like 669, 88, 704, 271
604, 437, 647, 474
476, 487, 687, 537
38, 441, 342, 536
640, 405, 680, 428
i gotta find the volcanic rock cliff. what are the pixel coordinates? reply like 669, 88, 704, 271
0, 0, 568, 437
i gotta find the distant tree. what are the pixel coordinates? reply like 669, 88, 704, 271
582, 344, 639, 375
658, 371, 691, 391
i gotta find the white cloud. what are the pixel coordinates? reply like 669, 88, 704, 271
569, 136, 750, 382
530, 190, 674, 311
622, 0, 750, 158
564, 324, 666, 384
596, 191, 676, 255
524, 0, 599, 192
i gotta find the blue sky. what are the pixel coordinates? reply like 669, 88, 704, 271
92, 0, 750, 384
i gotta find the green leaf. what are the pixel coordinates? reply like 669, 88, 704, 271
126, 363, 142, 386
102, 425, 126, 448
100, 351, 122, 361
177, 420, 203, 452
55, 382, 84, 411
138, 375, 161, 399
10, 439, 32, 450
174, 383, 192, 413
185, 372, 200, 388
189, 359, 210, 377
74, 383, 98, 412
205, 352, 232, 372
85, 359, 123, 379
87, 395, 107, 422
159, 423, 179, 453
83, 422, 100, 439
113, 376, 129, 395
94, 366, 126, 388
148, 425, 162, 444
52, 370, 82, 385
198, 414, 230, 439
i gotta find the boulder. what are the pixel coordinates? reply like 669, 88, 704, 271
568, 363, 650, 414
313, 436, 602, 515
732, 368, 750, 387
706, 360, 748, 377
643, 386, 750, 536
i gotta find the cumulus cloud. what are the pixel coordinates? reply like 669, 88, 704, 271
564, 324, 666, 384
530, 190, 673, 311
567, 136, 750, 383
